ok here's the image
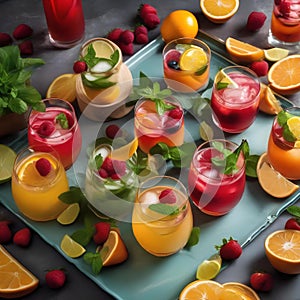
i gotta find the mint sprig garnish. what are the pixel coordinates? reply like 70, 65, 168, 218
56, 113, 69, 129
185, 226, 200, 248
149, 203, 180, 215
83, 252, 103, 275
287, 205, 300, 218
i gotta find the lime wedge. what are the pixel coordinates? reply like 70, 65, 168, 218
60, 234, 86, 258
196, 253, 222, 280
57, 203, 80, 225
0, 145, 16, 184
264, 47, 289, 62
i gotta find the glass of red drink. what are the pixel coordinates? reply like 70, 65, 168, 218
28, 98, 82, 170
42, 0, 85, 48
188, 139, 246, 216
211, 66, 261, 134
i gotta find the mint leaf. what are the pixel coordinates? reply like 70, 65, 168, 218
245, 154, 259, 178
56, 113, 69, 129
83, 252, 103, 275
195, 65, 208, 76
127, 148, 149, 175
59, 186, 86, 204
185, 226, 200, 248
71, 226, 94, 246
287, 205, 300, 218
149, 203, 180, 215
95, 153, 104, 169
216, 82, 229, 90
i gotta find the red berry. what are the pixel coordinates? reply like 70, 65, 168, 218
279, 1, 291, 15
135, 33, 149, 44
165, 49, 181, 65
159, 189, 177, 204
112, 160, 127, 177
37, 120, 55, 137
36, 158, 52, 176
275, 0, 281, 5
18, 40, 33, 55
134, 25, 148, 36
119, 30, 134, 45
0, 221, 12, 244
98, 168, 109, 178
93, 222, 111, 245
0, 32, 13, 47
139, 4, 158, 20
13, 24, 33, 40
107, 28, 123, 42
13, 228, 31, 247
250, 60, 269, 77
285, 217, 300, 230
45, 269, 66, 289
142, 13, 160, 29
101, 157, 115, 175
216, 237, 242, 260
118, 42, 134, 55
250, 272, 273, 292
168, 107, 183, 120
246, 11, 267, 31
105, 124, 122, 139
73, 61, 87, 73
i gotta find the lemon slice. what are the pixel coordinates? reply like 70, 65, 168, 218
46, 73, 78, 102
199, 121, 214, 141
82, 39, 115, 58
264, 47, 289, 62
215, 69, 238, 89
57, 203, 80, 225
110, 138, 139, 160
287, 116, 300, 140
60, 234, 86, 258
179, 47, 208, 72
196, 253, 222, 280
0, 145, 16, 184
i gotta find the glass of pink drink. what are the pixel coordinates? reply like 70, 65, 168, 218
42, 0, 85, 48
28, 98, 82, 170
188, 139, 246, 216
211, 66, 261, 133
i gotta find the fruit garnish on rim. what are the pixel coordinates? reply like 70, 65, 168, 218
215, 69, 238, 90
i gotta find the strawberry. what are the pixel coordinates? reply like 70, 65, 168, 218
73, 61, 87, 73
0, 32, 13, 47
142, 13, 160, 29
45, 269, 66, 289
36, 158, 52, 176
118, 42, 134, 55
13, 24, 33, 40
215, 237, 242, 260
135, 33, 149, 44
18, 40, 33, 55
250, 60, 269, 77
13, 228, 31, 247
119, 30, 134, 45
107, 28, 123, 42
250, 272, 273, 292
93, 222, 111, 245
134, 25, 148, 36
285, 217, 300, 230
0, 221, 12, 244
105, 124, 122, 139
139, 4, 158, 20
246, 12, 267, 31
159, 189, 177, 204
37, 120, 55, 137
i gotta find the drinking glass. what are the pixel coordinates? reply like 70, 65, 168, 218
211, 66, 261, 133
267, 106, 300, 180
27, 98, 82, 170
11, 145, 69, 221
163, 37, 211, 93
188, 139, 246, 216
42, 0, 85, 48
268, 0, 300, 53
132, 176, 193, 256
134, 96, 184, 154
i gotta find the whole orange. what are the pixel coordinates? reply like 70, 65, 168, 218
160, 10, 199, 43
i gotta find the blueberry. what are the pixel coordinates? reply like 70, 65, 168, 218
167, 60, 180, 70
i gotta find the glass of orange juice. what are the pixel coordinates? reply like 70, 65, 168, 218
267, 106, 300, 180
268, 0, 300, 52
163, 37, 211, 93
11, 145, 69, 221
132, 176, 193, 257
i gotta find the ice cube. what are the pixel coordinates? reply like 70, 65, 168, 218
140, 191, 159, 205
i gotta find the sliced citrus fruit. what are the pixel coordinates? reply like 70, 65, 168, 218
265, 229, 300, 274
221, 282, 260, 300
287, 116, 300, 140
82, 38, 115, 59
0, 144, 16, 184
179, 47, 208, 72
268, 54, 300, 95
46, 73, 78, 102
179, 280, 224, 300
196, 253, 222, 280
256, 152, 299, 198
199, 121, 214, 141
60, 234, 86, 258
56, 203, 80, 225
264, 47, 289, 62
225, 37, 264, 64
259, 84, 282, 115
0, 245, 39, 298
110, 137, 138, 160
99, 230, 128, 266
214, 69, 239, 88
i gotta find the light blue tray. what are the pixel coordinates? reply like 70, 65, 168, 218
1, 31, 300, 300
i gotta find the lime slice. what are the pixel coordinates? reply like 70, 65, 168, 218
287, 116, 300, 140
215, 69, 238, 89
82, 39, 114, 58
199, 121, 214, 141
56, 203, 80, 225
0, 145, 17, 184
179, 47, 208, 72
60, 234, 86, 258
196, 253, 222, 280
264, 47, 289, 62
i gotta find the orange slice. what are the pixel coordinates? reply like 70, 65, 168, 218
200, 0, 239, 24
110, 137, 138, 161
225, 37, 264, 64
259, 83, 282, 115
265, 229, 300, 274
256, 152, 299, 198
0, 245, 39, 298
99, 230, 128, 266
179, 47, 208, 72
268, 54, 300, 95
221, 282, 260, 300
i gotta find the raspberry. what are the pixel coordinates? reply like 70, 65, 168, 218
246, 12, 267, 31
13, 24, 33, 40
107, 28, 123, 42
165, 49, 181, 67
168, 107, 183, 120
18, 40, 33, 55
37, 121, 55, 137
101, 157, 115, 175
142, 13, 160, 29
105, 124, 122, 139
73, 61, 87, 73
139, 4, 158, 20
159, 189, 177, 204
119, 30, 134, 45
250, 60, 269, 77
279, 1, 291, 15
113, 160, 127, 177
45, 269, 66, 289
118, 42, 134, 55
0, 32, 13, 47
275, 0, 281, 4
36, 158, 52, 176
134, 25, 148, 36
93, 222, 111, 245
111, 173, 121, 180
13, 228, 31, 247
0, 221, 12, 244
98, 168, 109, 178
135, 33, 149, 44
